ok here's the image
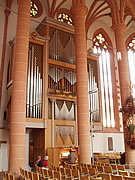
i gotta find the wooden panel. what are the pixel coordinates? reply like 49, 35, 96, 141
29, 38, 45, 45
33, 129, 45, 163
56, 134, 64, 146
55, 125, 75, 147
48, 59, 76, 70
26, 118, 44, 123
65, 135, 73, 146
47, 148, 60, 168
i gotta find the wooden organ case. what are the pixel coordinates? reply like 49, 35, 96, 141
7, 17, 102, 166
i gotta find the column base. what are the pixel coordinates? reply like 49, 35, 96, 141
24, 165, 31, 171
125, 163, 135, 170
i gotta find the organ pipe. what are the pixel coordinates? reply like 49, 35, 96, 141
88, 63, 99, 122
26, 45, 42, 118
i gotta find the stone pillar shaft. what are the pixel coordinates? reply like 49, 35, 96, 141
71, 1, 91, 164
112, 23, 130, 165
74, 101, 78, 147
112, 23, 130, 107
9, 0, 30, 175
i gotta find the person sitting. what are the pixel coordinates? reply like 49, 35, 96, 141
42, 155, 48, 168
36, 155, 43, 167
68, 150, 75, 164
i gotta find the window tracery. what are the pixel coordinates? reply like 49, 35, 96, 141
57, 13, 73, 26
30, 1, 38, 17
93, 33, 108, 50
128, 37, 135, 50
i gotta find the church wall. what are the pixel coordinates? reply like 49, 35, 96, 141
93, 132, 125, 153
0, 1, 17, 171
0, 129, 9, 171
0, 0, 18, 127
0, 0, 5, 66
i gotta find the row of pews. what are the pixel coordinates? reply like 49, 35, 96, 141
2, 168, 15, 180
2, 163, 135, 180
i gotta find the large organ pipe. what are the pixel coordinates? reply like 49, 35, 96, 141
26, 45, 42, 119
36, 65, 39, 118
30, 46, 34, 117
26, 49, 31, 117
38, 70, 40, 118
33, 57, 37, 118
40, 78, 42, 118
88, 63, 99, 122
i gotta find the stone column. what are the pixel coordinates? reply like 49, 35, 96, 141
74, 101, 78, 147
50, 98, 56, 148
9, 0, 30, 175
71, 0, 91, 164
112, 23, 130, 107
112, 23, 132, 167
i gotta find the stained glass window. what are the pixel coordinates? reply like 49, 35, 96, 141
57, 13, 73, 26
128, 37, 135, 50
30, 1, 38, 17
93, 33, 115, 128
93, 33, 108, 50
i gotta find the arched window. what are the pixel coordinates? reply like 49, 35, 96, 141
30, 0, 43, 18
127, 35, 135, 96
93, 32, 115, 128
57, 13, 73, 26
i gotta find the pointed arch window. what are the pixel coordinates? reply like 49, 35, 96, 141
93, 33, 115, 128
57, 13, 73, 26
127, 36, 135, 96
30, 0, 43, 18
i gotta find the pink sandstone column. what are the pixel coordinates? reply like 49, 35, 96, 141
71, 0, 91, 164
112, 23, 130, 107
112, 23, 131, 166
9, 0, 30, 175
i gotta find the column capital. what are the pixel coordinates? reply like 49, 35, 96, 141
111, 23, 127, 33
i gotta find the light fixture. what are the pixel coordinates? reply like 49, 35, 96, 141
117, 51, 122, 61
